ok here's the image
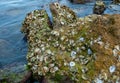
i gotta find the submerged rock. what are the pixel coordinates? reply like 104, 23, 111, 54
21, 2, 120, 83
0, 64, 27, 83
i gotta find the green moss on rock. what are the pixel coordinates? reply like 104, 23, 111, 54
21, 2, 120, 83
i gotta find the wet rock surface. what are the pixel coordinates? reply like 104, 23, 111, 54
69, 0, 93, 4
21, 9, 52, 50
21, 2, 120, 83
0, 63, 27, 83
113, 0, 120, 4
50, 2, 77, 28
88, 14, 120, 83
93, 1, 106, 14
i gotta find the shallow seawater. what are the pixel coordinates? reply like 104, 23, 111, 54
0, 0, 120, 69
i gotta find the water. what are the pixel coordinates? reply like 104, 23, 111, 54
0, 0, 120, 69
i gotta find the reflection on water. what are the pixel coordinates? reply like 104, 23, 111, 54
0, 0, 120, 68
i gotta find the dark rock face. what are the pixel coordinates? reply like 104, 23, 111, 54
93, 1, 106, 14
69, 0, 85, 3
113, 0, 120, 4
69, 0, 93, 4
0, 64, 27, 83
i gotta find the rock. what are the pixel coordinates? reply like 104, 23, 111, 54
22, 3, 95, 82
21, 9, 52, 38
0, 64, 27, 83
69, 0, 85, 4
21, 9, 52, 49
21, 2, 120, 83
69, 0, 92, 4
113, 0, 120, 4
93, 1, 106, 14
50, 2, 77, 28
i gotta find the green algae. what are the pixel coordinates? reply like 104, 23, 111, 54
21, 2, 120, 83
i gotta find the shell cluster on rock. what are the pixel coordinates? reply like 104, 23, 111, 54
50, 2, 77, 28
21, 9, 52, 49
21, 2, 120, 83
93, 1, 106, 14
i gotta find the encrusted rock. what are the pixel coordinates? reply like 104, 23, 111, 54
21, 9, 52, 49
93, 1, 106, 14
50, 2, 77, 28
21, 2, 120, 83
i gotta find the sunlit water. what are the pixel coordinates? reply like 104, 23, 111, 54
0, 0, 120, 69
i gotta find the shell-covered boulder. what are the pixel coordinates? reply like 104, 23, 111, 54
21, 2, 120, 83
21, 10, 52, 49
27, 20, 96, 82
89, 14, 120, 83
50, 2, 77, 28
93, 1, 106, 14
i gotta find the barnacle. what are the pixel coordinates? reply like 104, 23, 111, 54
21, 2, 120, 83
93, 1, 106, 14
50, 2, 77, 28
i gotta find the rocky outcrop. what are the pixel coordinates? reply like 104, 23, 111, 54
50, 2, 77, 28
21, 2, 120, 83
21, 10, 52, 49
93, 1, 106, 14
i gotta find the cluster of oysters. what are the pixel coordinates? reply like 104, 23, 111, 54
21, 2, 120, 83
